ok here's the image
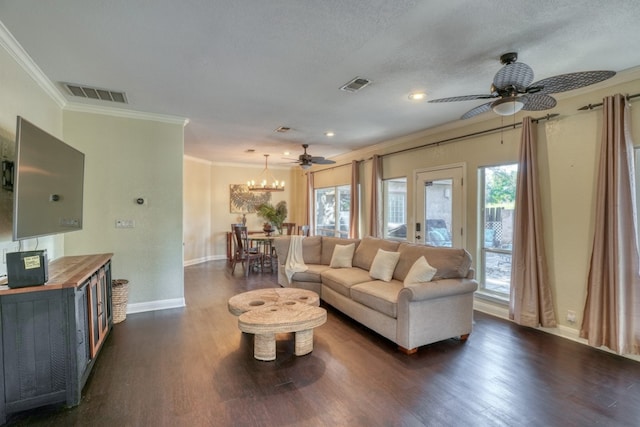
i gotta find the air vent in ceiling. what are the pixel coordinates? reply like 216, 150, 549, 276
62, 83, 128, 103
340, 77, 371, 93
275, 126, 291, 133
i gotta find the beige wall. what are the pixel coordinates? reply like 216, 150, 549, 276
0, 34, 64, 275
1, 34, 185, 310
63, 111, 185, 307
183, 161, 301, 264
184, 156, 212, 265
299, 70, 640, 347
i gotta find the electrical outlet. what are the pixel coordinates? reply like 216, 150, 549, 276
115, 219, 135, 229
566, 310, 576, 323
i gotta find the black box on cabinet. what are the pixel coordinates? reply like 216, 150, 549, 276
6, 250, 49, 288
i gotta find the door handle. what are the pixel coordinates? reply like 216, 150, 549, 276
416, 235, 421, 240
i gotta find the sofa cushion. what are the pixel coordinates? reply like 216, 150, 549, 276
321, 237, 360, 265
369, 249, 401, 282
272, 235, 322, 266
352, 236, 400, 270
330, 243, 356, 268
301, 236, 322, 264
403, 256, 437, 285
350, 280, 403, 318
394, 243, 472, 281
291, 263, 331, 283
321, 267, 372, 297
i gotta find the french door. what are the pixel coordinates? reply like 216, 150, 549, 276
415, 165, 465, 248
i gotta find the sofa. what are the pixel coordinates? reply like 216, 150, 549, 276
272, 235, 478, 353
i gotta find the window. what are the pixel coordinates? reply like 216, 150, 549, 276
383, 177, 407, 239
314, 185, 350, 238
478, 164, 518, 299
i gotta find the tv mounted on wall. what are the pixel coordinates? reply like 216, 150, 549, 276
13, 116, 84, 240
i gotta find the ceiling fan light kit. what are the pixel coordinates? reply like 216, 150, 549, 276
429, 52, 616, 119
248, 154, 285, 192
492, 97, 525, 116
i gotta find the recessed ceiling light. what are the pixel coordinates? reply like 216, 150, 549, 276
284, 151, 290, 156
325, 131, 335, 137
408, 92, 426, 101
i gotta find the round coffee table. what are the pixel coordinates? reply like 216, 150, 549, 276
228, 288, 325, 361
238, 302, 326, 361
227, 287, 319, 316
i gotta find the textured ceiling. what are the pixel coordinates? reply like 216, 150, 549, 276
1, 0, 639, 165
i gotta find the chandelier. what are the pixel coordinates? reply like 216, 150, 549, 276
247, 154, 285, 192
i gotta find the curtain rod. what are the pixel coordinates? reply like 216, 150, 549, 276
578, 92, 640, 111
376, 113, 558, 160
310, 113, 558, 173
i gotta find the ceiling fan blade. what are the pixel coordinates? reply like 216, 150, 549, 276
429, 94, 496, 103
312, 158, 336, 165
461, 102, 493, 120
532, 70, 616, 94
493, 62, 534, 91
521, 94, 557, 111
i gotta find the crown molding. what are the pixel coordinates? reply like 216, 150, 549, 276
0, 20, 67, 108
63, 102, 189, 126
184, 155, 212, 165
0, 20, 189, 127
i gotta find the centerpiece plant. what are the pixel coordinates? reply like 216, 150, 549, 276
256, 201, 288, 234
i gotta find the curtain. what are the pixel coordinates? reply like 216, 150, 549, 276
349, 160, 359, 238
306, 171, 314, 236
580, 94, 640, 355
509, 117, 557, 327
369, 154, 382, 237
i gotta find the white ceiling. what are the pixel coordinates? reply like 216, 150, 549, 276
1, 0, 639, 165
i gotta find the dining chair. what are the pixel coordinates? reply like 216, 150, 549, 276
231, 226, 263, 276
282, 222, 296, 235
298, 225, 310, 236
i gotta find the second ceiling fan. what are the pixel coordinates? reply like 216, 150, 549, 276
428, 52, 616, 119
290, 144, 335, 170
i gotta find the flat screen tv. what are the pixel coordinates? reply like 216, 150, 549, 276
13, 116, 84, 240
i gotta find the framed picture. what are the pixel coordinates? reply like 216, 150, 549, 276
229, 184, 271, 213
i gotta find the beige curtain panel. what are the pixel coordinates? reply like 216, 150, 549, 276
369, 154, 382, 237
349, 160, 359, 239
306, 172, 314, 235
581, 94, 640, 355
509, 117, 557, 328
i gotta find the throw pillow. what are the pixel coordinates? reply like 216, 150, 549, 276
403, 256, 437, 286
330, 243, 356, 268
369, 249, 401, 282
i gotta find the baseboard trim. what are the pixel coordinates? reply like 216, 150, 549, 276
183, 255, 226, 267
126, 298, 186, 314
474, 297, 640, 363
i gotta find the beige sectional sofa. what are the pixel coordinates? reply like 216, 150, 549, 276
272, 235, 478, 353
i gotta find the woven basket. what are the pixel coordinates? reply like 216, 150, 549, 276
112, 279, 129, 324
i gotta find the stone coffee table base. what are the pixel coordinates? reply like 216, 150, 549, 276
228, 288, 325, 361
238, 302, 327, 361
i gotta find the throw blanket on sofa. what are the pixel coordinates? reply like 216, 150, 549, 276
285, 235, 308, 283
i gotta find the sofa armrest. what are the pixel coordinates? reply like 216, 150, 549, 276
399, 279, 478, 302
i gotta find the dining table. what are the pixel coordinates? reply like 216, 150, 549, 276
247, 233, 276, 273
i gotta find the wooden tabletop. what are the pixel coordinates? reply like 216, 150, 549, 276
238, 303, 327, 335
0, 253, 113, 296
228, 287, 319, 316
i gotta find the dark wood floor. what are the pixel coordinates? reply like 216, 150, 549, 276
7, 260, 640, 426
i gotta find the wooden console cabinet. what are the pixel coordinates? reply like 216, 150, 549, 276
0, 254, 113, 424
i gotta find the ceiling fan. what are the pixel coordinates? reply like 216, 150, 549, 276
290, 144, 336, 170
428, 52, 616, 119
